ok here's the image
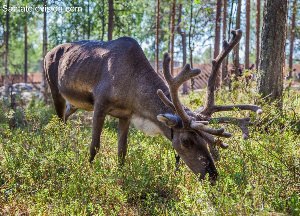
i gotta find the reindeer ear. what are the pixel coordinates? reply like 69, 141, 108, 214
157, 114, 182, 128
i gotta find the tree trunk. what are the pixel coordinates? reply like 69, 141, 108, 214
258, 0, 288, 104
214, 0, 222, 88
256, 0, 261, 71
42, 0, 48, 102
108, 0, 114, 41
4, 0, 10, 78
24, 17, 28, 83
155, 0, 160, 73
4, 0, 10, 95
288, 0, 297, 79
245, 0, 250, 70
177, 3, 188, 94
227, 0, 234, 40
87, 0, 91, 39
170, 0, 176, 76
101, 0, 105, 41
233, 0, 241, 77
189, 0, 194, 90
222, 0, 228, 84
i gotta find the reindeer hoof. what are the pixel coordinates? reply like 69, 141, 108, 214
89, 152, 95, 163
256, 109, 263, 115
220, 142, 229, 149
242, 134, 249, 140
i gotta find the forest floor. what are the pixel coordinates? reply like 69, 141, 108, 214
0, 85, 299, 215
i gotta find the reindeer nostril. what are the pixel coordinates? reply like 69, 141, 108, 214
198, 163, 218, 184
206, 164, 218, 184
209, 171, 218, 185
199, 172, 206, 180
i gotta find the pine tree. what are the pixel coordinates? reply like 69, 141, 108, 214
258, 0, 288, 104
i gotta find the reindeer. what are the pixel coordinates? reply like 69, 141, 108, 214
44, 30, 262, 183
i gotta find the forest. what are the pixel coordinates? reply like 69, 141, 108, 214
0, 0, 299, 215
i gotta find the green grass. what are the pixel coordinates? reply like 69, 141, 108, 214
0, 89, 299, 215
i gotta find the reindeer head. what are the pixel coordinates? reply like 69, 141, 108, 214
157, 111, 221, 182
157, 30, 262, 183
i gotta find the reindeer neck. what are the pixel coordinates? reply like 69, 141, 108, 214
132, 66, 173, 140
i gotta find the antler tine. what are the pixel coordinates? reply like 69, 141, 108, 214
209, 117, 252, 140
158, 53, 201, 127
162, 53, 201, 87
190, 121, 232, 138
198, 131, 229, 149
162, 53, 173, 83
173, 64, 201, 87
215, 29, 243, 64
211, 105, 263, 115
202, 29, 243, 115
157, 89, 176, 112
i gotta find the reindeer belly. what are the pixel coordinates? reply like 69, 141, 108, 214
131, 114, 163, 136
57, 73, 96, 111
61, 91, 94, 111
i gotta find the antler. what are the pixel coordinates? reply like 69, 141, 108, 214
158, 53, 201, 127
157, 29, 262, 147
157, 53, 231, 138
196, 29, 262, 140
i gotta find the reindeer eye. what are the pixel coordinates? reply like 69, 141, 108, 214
180, 136, 193, 149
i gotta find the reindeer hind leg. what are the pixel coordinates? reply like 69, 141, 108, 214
64, 102, 78, 122
49, 85, 66, 121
